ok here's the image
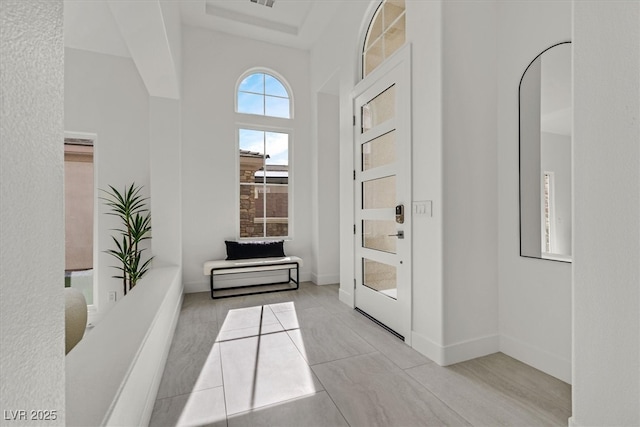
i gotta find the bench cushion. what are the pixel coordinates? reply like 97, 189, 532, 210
204, 256, 303, 276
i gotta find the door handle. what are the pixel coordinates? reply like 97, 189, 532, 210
388, 230, 404, 239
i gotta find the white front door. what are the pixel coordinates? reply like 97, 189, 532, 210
353, 46, 411, 341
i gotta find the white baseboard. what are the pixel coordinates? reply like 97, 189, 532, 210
499, 333, 571, 384
311, 272, 340, 285
443, 334, 500, 365
411, 331, 499, 366
568, 416, 578, 427
410, 331, 444, 364
338, 288, 353, 307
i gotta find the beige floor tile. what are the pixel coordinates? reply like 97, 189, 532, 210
218, 305, 280, 333
180, 296, 218, 324
220, 331, 324, 415
312, 352, 471, 426
276, 306, 376, 365
298, 283, 354, 315
334, 309, 431, 369
226, 391, 348, 427
156, 342, 223, 400
169, 318, 219, 356
473, 352, 571, 410
216, 322, 285, 342
263, 287, 323, 311
457, 357, 570, 424
215, 293, 271, 324
406, 359, 570, 426
158, 287, 572, 426
150, 386, 227, 427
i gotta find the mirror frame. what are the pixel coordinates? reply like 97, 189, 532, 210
518, 41, 572, 263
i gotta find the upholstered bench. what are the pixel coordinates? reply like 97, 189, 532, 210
203, 241, 302, 299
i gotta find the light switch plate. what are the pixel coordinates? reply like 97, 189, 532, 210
412, 200, 432, 217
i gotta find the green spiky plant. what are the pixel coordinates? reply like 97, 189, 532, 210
101, 183, 154, 296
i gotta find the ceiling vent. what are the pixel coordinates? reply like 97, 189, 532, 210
250, 0, 275, 7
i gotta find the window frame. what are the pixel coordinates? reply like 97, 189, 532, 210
235, 69, 294, 120
234, 69, 294, 241
360, 0, 407, 80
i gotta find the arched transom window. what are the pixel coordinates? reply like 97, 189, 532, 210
237, 72, 291, 119
363, 0, 406, 78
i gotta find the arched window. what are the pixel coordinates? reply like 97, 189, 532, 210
362, 0, 406, 78
236, 70, 293, 239
237, 72, 291, 118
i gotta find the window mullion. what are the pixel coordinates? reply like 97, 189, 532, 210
263, 134, 267, 238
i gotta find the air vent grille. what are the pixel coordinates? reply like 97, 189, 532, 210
250, 0, 275, 7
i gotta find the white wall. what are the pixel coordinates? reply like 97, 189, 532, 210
405, 0, 446, 356
310, 0, 372, 306
497, 0, 572, 382
440, 0, 499, 362
181, 27, 313, 292
150, 97, 182, 268
572, 1, 640, 425
312, 91, 341, 285
0, 0, 65, 422
65, 48, 151, 315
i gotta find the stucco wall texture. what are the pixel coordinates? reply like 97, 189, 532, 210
1, 1, 65, 424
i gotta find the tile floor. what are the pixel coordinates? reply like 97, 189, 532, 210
150, 282, 571, 426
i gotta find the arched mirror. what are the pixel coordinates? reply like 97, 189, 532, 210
519, 41, 572, 262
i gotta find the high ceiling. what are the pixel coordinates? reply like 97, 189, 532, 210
182, 0, 341, 49
64, 0, 342, 57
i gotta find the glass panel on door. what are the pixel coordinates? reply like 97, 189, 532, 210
362, 130, 396, 171
363, 258, 397, 300
361, 84, 396, 132
363, 220, 397, 253
362, 175, 396, 209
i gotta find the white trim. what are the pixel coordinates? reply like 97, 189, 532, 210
64, 131, 99, 314
500, 333, 572, 384
410, 331, 445, 364
411, 331, 499, 366
311, 272, 340, 285
339, 288, 354, 308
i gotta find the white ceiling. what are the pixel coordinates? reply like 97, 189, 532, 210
64, 0, 131, 57
182, 0, 341, 50
64, 0, 342, 57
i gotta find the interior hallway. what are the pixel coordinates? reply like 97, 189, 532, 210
150, 283, 571, 426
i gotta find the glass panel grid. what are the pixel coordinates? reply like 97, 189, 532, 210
362, 130, 396, 171
239, 129, 289, 238
363, 258, 397, 300
363, 220, 397, 253
237, 73, 290, 118
361, 84, 395, 133
362, 0, 406, 78
362, 175, 396, 210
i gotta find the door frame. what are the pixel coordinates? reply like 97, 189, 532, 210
351, 44, 412, 343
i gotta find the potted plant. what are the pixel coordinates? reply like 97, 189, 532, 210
101, 183, 153, 296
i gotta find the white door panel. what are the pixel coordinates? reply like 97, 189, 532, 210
353, 45, 411, 341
